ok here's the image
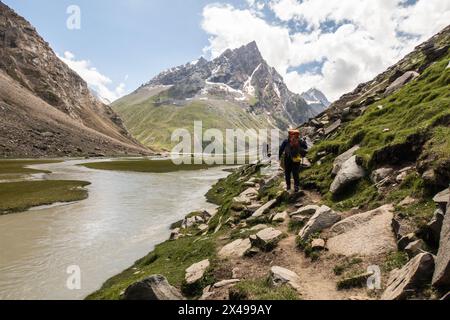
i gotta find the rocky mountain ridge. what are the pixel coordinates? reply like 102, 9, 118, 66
139, 41, 328, 127
0, 2, 150, 157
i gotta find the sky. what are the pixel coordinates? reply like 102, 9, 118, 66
4, 0, 450, 102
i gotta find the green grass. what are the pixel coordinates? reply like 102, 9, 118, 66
230, 278, 300, 300
113, 95, 273, 151
0, 180, 90, 214
86, 235, 216, 300
81, 158, 216, 173
383, 251, 409, 272
0, 159, 60, 175
300, 50, 450, 210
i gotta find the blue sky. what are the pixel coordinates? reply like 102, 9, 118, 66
4, 0, 449, 102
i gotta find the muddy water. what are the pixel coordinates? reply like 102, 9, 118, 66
0, 159, 230, 300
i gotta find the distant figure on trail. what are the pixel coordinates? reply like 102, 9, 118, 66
279, 129, 308, 193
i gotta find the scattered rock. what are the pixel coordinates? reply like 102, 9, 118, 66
327, 204, 396, 256
385, 71, 420, 94
270, 266, 301, 292
398, 196, 417, 207
249, 199, 277, 219
298, 205, 341, 241
272, 211, 288, 223
123, 275, 184, 300
232, 268, 241, 279
218, 239, 252, 259
381, 252, 435, 300
311, 238, 326, 250
371, 167, 394, 184
324, 119, 342, 136
251, 227, 284, 251
432, 198, 450, 288
330, 156, 365, 195
185, 259, 210, 285
405, 239, 426, 258
332, 145, 360, 176
213, 279, 240, 288
290, 205, 319, 216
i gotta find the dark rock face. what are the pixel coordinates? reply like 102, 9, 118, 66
123, 275, 184, 300
142, 41, 326, 128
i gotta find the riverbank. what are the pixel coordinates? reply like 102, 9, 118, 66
0, 159, 91, 215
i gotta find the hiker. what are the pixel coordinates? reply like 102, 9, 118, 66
279, 129, 308, 192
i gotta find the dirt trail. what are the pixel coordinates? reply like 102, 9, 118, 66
221, 190, 368, 300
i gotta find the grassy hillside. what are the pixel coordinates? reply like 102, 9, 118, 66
113, 92, 274, 151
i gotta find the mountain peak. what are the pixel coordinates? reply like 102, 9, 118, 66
301, 88, 331, 107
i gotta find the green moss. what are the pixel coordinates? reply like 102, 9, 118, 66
86, 235, 216, 300
230, 278, 300, 300
333, 257, 364, 276
81, 159, 215, 173
0, 180, 90, 214
383, 251, 409, 272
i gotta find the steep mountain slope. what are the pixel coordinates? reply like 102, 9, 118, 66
0, 3, 149, 157
113, 42, 327, 151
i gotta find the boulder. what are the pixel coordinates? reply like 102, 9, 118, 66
249, 199, 277, 219
396, 171, 408, 183
381, 253, 435, 300
427, 209, 444, 244
332, 145, 360, 176
311, 238, 326, 250
218, 239, 252, 259
123, 275, 184, 300
251, 227, 283, 251
270, 266, 301, 292
330, 156, 365, 195
290, 205, 319, 217
385, 71, 420, 94
185, 259, 210, 285
433, 188, 449, 208
170, 228, 181, 240
298, 206, 341, 241
272, 211, 288, 223
327, 205, 396, 256
432, 198, 450, 288
371, 167, 394, 184
405, 239, 426, 258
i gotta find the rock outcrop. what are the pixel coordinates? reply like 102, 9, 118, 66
432, 194, 450, 288
382, 253, 435, 300
327, 205, 396, 256
250, 227, 283, 251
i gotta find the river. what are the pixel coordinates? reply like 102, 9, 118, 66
0, 159, 230, 300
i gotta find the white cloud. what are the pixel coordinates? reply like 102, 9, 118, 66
201, 0, 450, 101
58, 51, 126, 103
